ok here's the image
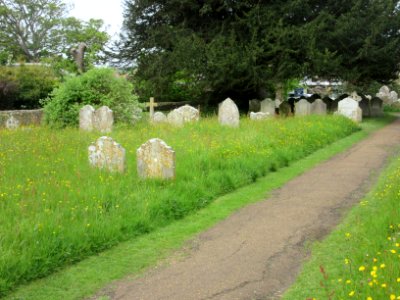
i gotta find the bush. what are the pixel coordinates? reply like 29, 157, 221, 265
42, 68, 143, 127
0, 64, 58, 110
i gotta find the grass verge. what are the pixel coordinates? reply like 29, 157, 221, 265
283, 119, 400, 300
4, 115, 395, 300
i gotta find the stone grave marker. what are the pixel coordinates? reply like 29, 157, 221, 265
338, 97, 362, 122
350, 91, 362, 102
322, 96, 333, 112
260, 98, 275, 116
88, 136, 126, 173
370, 97, 384, 117
218, 98, 240, 127
137, 138, 175, 179
167, 109, 184, 127
279, 102, 291, 117
358, 97, 371, 117
295, 99, 311, 116
152, 111, 167, 124
250, 112, 270, 120
79, 105, 95, 131
176, 105, 200, 122
311, 99, 327, 115
249, 99, 261, 113
5, 115, 20, 129
94, 106, 114, 133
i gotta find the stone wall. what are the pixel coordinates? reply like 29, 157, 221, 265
0, 109, 43, 128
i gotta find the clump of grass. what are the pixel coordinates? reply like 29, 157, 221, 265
283, 155, 400, 300
0, 115, 358, 296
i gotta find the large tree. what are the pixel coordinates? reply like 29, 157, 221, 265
119, 0, 400, 105
0, 0, 109, 67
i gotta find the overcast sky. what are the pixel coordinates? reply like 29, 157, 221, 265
66, 0, 125, 37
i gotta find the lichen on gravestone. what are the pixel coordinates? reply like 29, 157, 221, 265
88, 136, 126, 173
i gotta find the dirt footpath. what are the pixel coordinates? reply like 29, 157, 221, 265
109, 118, 400, 300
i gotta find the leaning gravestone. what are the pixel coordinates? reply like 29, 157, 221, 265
79, 105, 95, 131
279, 102, 291, 117
311, 99, 327, 115
167, 109, 184, 127
137, 138, 175, 179
250, 112, 270, 120
88, 136, 126, 173
370, 97, 384, 117
338, 97, 362, 122
152, 112, 167, 124
295, 99, 311, 116
94, 106, 114, 133
249, 99, 261, 113
176, 105, 200, 122
218, 98, 240, 127
5, 115, 20, 129
260, 98, 275, 116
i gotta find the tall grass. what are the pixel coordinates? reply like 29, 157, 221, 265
283, 154, 400, 300
0, 115, 358, 296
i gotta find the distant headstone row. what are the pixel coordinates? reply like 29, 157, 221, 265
80, 105, 114, 132
152, 105, 200, 126
89, 136, 175, 180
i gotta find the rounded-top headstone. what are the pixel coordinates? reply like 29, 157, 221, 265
338, 97, 362, 122
152, 111, 167, 124
311, 99, 327, 115
88, 136, 126, 173
167, 109, 184, 127
137, 138, 175, 179
94, 106, 114, 133
295, 99, 311, 116
79, 105, 95, 131
260, 98, 275, 116
218, 98, 239, 127
176, 105, 200, 122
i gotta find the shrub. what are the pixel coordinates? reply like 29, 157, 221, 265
0, 64, 58, 110
42, 68, 143, 127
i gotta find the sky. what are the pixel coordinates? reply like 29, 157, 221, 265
66, 0, 124, 38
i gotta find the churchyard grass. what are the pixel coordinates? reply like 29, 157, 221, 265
0, 115, 361, 295
283, 139, 400, 300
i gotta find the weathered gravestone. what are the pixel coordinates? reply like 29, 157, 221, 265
295, 99, 311, 116
218, 98, 240, 127
260, 98, 275, 116
79, 105, 95, 131
279, 101, 291, 117
249, 99, 261, 113
152, 112, 167, 124
376, 86, 398, 104
5, 115, 20, 129
350, 91, 362, 102
167, 109, 184, 127
338, 97, 362, 122
94, 106, 114, 133
311, 99, 327, 115
250, 112, 270, 120
88, 136, 126, 173
358, 97, 371, 117
137, 138, 175, 179
176, 105, 200, 122
370, 97, 384, 117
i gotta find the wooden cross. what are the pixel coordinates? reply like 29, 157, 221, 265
145, 97, 158, 119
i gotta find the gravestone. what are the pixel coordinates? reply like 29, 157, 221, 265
358, 97, 371, 117
311, 99, 327, 115
322, 96, 333, 112
218, 98, 240, 127
79, 105, 95, 131
152, 112, 167, 124
167, 109, 184, 127
137, 138, 175, 179
338, 97, 362, 122
279, 102, 291, 117
249, 99, 261, 113
350, 91, 362, 102
176, 105, 200, 122
5, 115, 20, 129
331, 98, 340, 112
88, 136, 126, 173
94, 106, 114, 133
260, 98, 275, 116
295, 99, 311, 116
376, 86, 398, 104
370, 97, 384, 117
250, 112, 270, 120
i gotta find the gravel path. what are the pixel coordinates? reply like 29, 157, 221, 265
109, 118, 400, 300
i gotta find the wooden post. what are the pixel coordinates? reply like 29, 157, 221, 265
145, 97, 158, 119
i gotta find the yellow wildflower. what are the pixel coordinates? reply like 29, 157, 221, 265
381, 283, 387, 288
390, 295, 396, 300
359, 265, 366, 271
349, 291, 355, 297
380, 263, 386, 269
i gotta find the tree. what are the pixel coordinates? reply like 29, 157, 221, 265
119, 0, 400, 106
0, 0, 109, 68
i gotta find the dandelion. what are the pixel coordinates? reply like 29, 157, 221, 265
390, 249, 397, 254
359, 265, 366, 271
390, 295, 396, 300
345, 232, 351, 238
380, 263, 386, 269
349, 291, 355, 297
381, 283, 387, 288
346, 279, 352, 284
397, 278, 400, 282
367, 297, 372, 300
345, 258, 350, 264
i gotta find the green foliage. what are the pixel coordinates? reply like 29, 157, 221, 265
0, 64, 59, 109
0, 115, 359, 296
42, 68, 142, 127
